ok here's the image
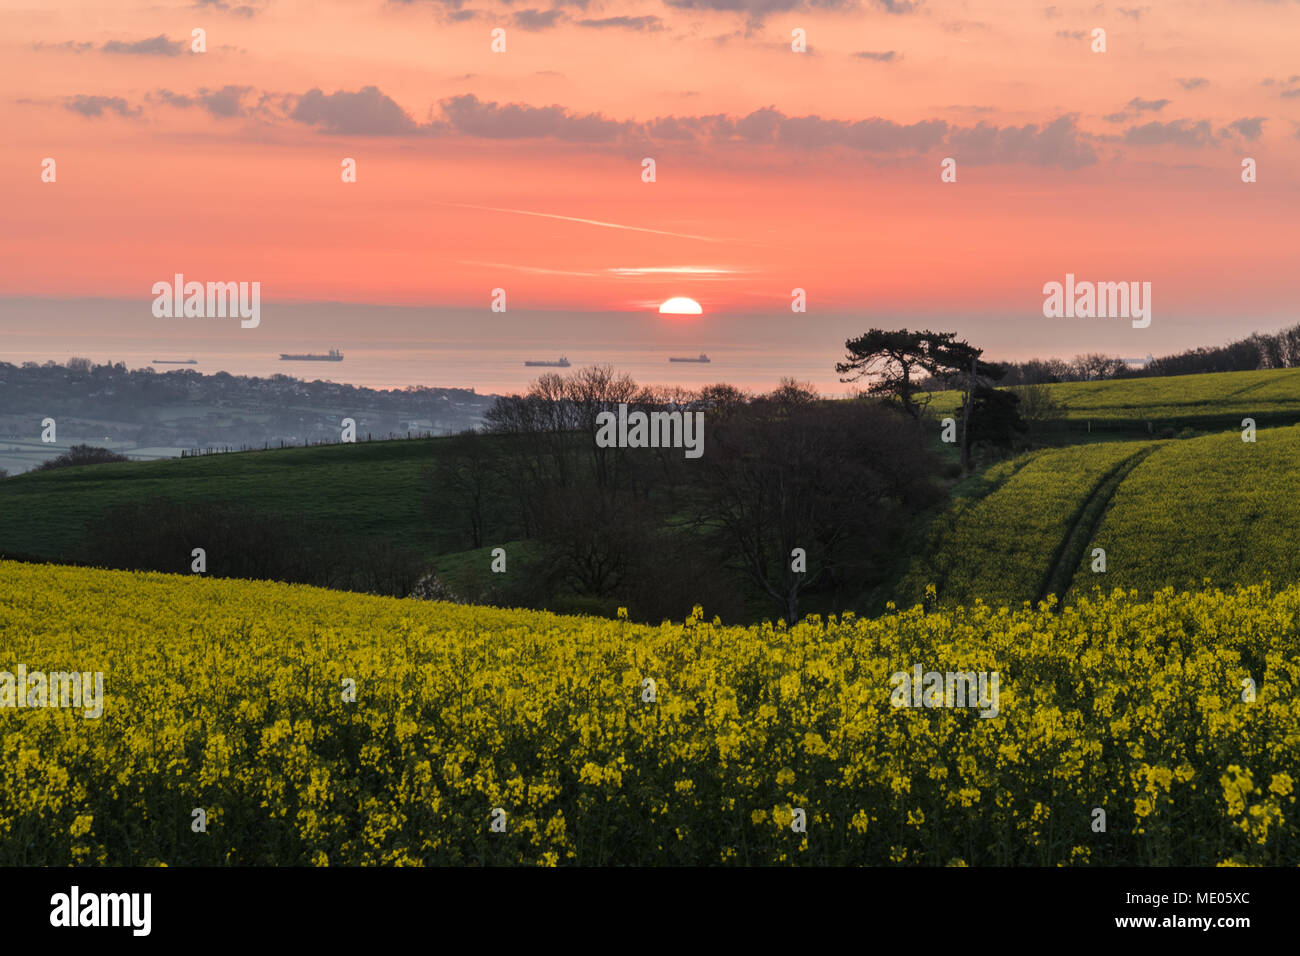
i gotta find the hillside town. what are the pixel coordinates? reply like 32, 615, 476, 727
0, 359, 493, 473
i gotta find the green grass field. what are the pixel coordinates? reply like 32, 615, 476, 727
927, 367, 1300, 431
897, 441, 1158, 608
904, 422, 1300, 608
1064, 425, 1300, 600
0, 438, 448, 560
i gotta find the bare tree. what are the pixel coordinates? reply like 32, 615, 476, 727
429, 430, 498, 549
696, 393, 936, 623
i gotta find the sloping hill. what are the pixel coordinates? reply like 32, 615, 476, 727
896, 441, 1158, 608
2, 559, 1294, 866
927, 367, 1300, 432
1065, 425, 1300, 600
901, 424, 1300, 609
0, 438, 448, 560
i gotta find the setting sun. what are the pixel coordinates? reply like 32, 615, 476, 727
658, 297, 703, 315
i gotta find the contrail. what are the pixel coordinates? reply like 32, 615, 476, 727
455, 260, 605, 277
437, 202, 725, 243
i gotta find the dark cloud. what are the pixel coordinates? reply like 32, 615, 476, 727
1176, 77, 1208, 91
1226, 117, 1265, 140
839, 116, 949, 151
385, 0, 486, 24
645, 115, 706, 140
153, 85, 255, 118
1262, 75, 1300, 92
101, 34, 185, 55
416, 95, 959, 156
275, 90, 1096, 167
512, 9, 564, 29
390, 0, 591, 6
31, 40, 96, 52
853, 50, 897, 62
576, 16, 665, 30
946, 115, 1097, 168
64, 79, 1212, 171
730, 106, 783, 142
388, 0, 589, 22
660, 0, 900, 28
1056, 29, 1086, 40
710, 107, 948, 154
153, 90, 195, 108
290, 86, 421, 135
1127, 97, 1169, 112
195, 0, 258, 15
65, 95, 139, 117
1123, 119, 1215, 147
1106, 98, 1168, 123
1117, 6, 1147, 19
437, 94, 626, 141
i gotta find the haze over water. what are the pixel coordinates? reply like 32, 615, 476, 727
2, 298, 1272, 398
3, 299, 861, 396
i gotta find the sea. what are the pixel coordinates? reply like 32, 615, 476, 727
5, 295, 1234, 397
0, 298, 888, 397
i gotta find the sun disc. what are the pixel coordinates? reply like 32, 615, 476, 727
659, 297, 703, 315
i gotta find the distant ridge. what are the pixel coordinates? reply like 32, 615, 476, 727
281, 348, 343, 362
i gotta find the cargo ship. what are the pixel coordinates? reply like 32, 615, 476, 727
524, 356, 570, 367
280, 349, 344, 362
152, 359, 197, 365
669, 353, 711, 363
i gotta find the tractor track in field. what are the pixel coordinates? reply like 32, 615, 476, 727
1036, 443, 1162, 607
902, 453, 1040, 602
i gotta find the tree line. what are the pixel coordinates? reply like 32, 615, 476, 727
954, 321, 1300, 386
433, 357, 976, 623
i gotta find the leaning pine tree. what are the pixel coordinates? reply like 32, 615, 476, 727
836, 329, 1018, 474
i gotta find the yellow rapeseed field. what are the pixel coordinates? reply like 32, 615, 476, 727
0, 560, 1295, 865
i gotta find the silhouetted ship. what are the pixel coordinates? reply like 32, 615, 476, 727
524, 356, 570, 367
670, 353, 711, 363
152, 359, 197, 365
280, 349, 344, 362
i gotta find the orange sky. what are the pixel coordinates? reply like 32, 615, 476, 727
2, 0, 1298, 341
